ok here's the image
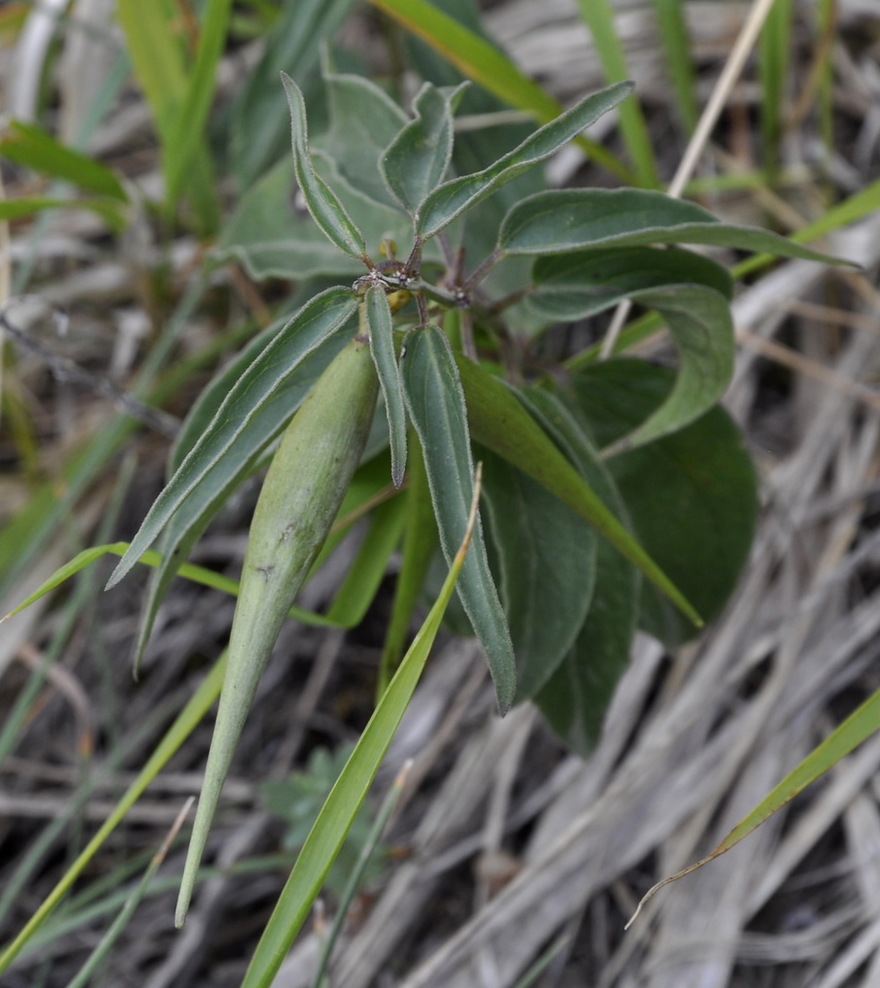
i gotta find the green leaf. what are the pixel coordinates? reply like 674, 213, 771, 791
0, 652, 227, 975
528, 246, 733, 322
499, 188, 855, 264
524, 388, 639, 754
401, 326, 516, 711
568, 359, 758, 646
230, 0, 356, 187
480, 448, 596, 702
416, 81, 633, 239
381, 81, 466, 213
317, 70, 409, 208
213, 156, 413, 282
630, 686, 880, 926
107, 287, 358, 588
240, 469, 480, 988
0, 120, 127, 199
378, 431, 438, 693
175, 338, 379, 927
324, 496, 406, 625
368, 0, 632, 180
0, 196, 127, 229
164, 0, 234, 208
602, 284, 735, 454
364, 286, 407, 487
453, 353, 701, 628
575, 0, 658, 187
281, 72, 368, 262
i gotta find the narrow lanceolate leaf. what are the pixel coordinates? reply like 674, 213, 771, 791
176, 338, 379, 928
381, 81, 467, 213
401, 326, 516, 711
365, 286, 407, 487
628, 687, 880, 929
480, 449, 596, 702
280, 72, 368, 261
453, 353, 701, 628
528, 246, 733, 322
241, 474, 481, 988
602, 284, 735, 454
499, 188, 855, 264
107, 287, 358, 588
416, 81, 633, 239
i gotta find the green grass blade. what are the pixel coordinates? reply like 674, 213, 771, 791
0, 120, 127, 199
240, 472, 482, 988
759, 0, 792, 178
574, 0, 658, 186
164, 0, 234, 206
368, 0, 633, 182
652, 0, 699, 132
66, 800, 193, 988
628, 687, 880, 927
0, 656, 226, 974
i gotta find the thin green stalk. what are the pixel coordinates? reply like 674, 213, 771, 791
759, 0, 793, 179
652, 0, 698, 133
575, 0, 659, 187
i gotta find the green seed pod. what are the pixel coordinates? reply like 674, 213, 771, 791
176, 334, 379, 926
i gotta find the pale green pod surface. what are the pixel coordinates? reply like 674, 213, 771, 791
176, 336, 379, 926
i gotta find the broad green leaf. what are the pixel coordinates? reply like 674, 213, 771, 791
568, 359, 758, 646
401, 326, 516, 711
230, 0, 356, 187
107, 287, 358, 588
368, 0, 631, 180
0, 120, 127, 199
453, 353, 701, 627
416, 81, 633, 238
381, 81, 466, 213
175, 339, 379, 927
602, 284, 735, 453
317, 70, 409, 208
365, 286, 407, 487
480, 448, 596, 702
281, 72, 368, 262
499, 188, 854, 264
524, 388, 639, 754
528, 247, 733, 322
240, 469, 480, 988
213, 156, 412, 282
0, 196, 127, 229
630, 687, 880, 927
